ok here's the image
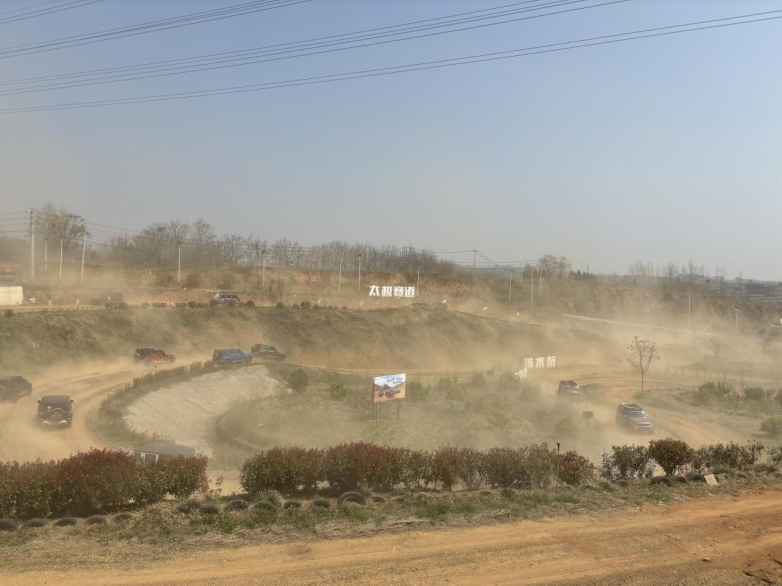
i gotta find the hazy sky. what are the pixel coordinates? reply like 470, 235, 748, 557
1, 0, 780, 279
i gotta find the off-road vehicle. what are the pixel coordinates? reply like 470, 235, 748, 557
251, 343, 286, 361
131, 442, 196, 463
0, 375, 32, 403
616, 402, 654, 433
557, 380, 583, 400
213, 293, 240, 304
133, 348, 176, 364
212, 348, 253, 364
37, 395, 73, 428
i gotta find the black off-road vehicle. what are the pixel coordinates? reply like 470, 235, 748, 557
0, 375, 32, 403
37, 395, 74, 428
251, 344, 286, 361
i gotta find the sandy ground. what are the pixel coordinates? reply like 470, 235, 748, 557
124, 366, 279, 456
0, 363, 133, 462
3, 489, 781, 585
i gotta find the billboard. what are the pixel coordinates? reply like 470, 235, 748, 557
372, 373, 406, 403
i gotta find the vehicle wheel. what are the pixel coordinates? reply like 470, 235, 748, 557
198, 504, 220, 515
650, 476, 673, 487
283, 499, 302, 510
22, 518, 48, 529
169, 357, 175, 363
337, 491, 366, 506
54, 517, 78, 527
251, 501, 276, 513
244, 358, 252, 364
391, 489, 407, 497
114, 513, 133, 523
0, 518, 18, 532
85, 515, 107, 526
311, 498, 331, 509
479, 490, 492, 497
223, 499, 249, 513
688, 473, 707, 483
371, 495, 387, 504
175, 504, 191, 514
614, 479, 630, 487
672, 475, 688, 484
392, 496, 406, 503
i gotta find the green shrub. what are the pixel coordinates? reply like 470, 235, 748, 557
470, 373, 486, 389
300, 300, 312, 309
406, 381, 429, 403
288, 368, 309, 393
488, 410, 510, 429
745, 387, 766, 402
497, 372, 521, 392
648, 438, 694, 476
327, 382, 349, 400
695, 381, 732, 405
154, 269, 173, 287
761, 417, 782, 437
276, 302, 285, 309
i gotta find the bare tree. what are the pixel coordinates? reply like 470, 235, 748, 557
626, 337, 660, 397
705, 336, 727, 358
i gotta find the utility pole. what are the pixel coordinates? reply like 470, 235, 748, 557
508, 269, 512, 303
416, 266, 420, 296
473, 250, 476, 276
646, 294, 651, 323
44, 238, 48, 278
357, 253, 362, 293
177, 241, 182, 285
337, 257, 342, 292
530, 268, 534, 310
80, 231, 86, 285
59, 235, 64, 280
734, 309, 740, 335
261, 248, 266, 288
29, 209, 35, 280
688, 286, 692, 331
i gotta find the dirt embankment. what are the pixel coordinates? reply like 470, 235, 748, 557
0, 305, 618, 372
124, 366, 278, 456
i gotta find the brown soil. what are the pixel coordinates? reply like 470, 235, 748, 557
4, 489, 782, 585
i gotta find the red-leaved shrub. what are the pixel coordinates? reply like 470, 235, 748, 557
648, 438, 695, 476
557, 451, 595, 486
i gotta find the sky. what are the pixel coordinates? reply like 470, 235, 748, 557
0, 0, 780, 279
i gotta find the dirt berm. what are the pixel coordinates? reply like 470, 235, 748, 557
0, 305, 616, 371
124, 366, 277, 456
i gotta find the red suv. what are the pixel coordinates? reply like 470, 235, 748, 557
134, 348, 176, 364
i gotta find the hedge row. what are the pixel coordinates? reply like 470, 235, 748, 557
0, 449, 208, 518
239, 442, 596, 495
600, 439, 767, 479
130, 360, 219, 389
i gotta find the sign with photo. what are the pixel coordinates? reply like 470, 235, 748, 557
372, 373, 406, 403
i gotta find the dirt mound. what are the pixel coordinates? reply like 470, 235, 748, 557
124, 366, 278, 456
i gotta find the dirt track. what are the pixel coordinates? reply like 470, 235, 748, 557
0, 365, 132, 462
4, 490, 781, 585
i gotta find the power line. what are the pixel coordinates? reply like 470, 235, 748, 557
0, 0, 104, 27
0, 0, 610, 94
0, 0, 310, 59
2, 10, 777, 114
0, 0, 73, 17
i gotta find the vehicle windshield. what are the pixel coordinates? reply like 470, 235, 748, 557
627, 411, 647, 418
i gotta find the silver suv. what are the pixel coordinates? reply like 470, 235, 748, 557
616, 403, 654, 434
